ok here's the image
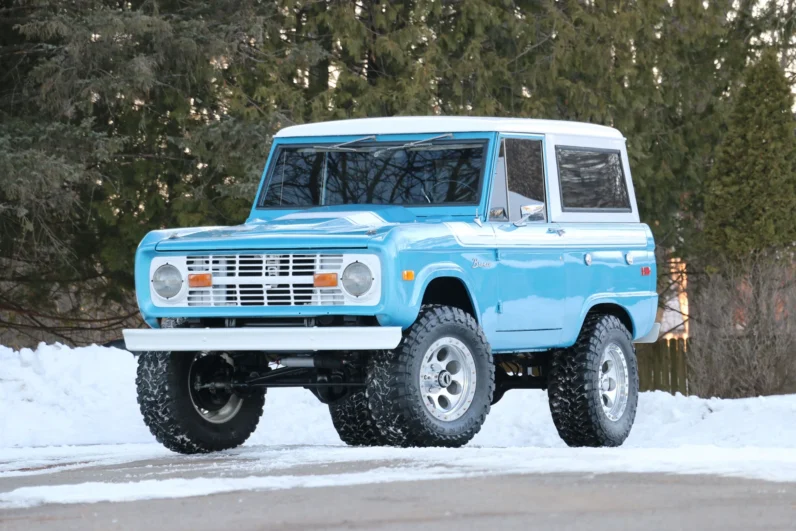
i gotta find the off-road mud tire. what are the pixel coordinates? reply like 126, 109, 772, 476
366, 305, 494, 447
329, 389, 388, 446
137, 351, 265, 454
547, 314, 639, 447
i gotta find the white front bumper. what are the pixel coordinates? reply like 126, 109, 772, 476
123, 327, 403, 352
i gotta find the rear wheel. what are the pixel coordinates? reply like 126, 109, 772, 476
329, 389, 387, 446
366, 305, 494, 447
547, 314, 638, 447
137, 351, 265, 454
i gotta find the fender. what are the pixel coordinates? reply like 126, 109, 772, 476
564, 292, 657, 346
407, 262, 482, 325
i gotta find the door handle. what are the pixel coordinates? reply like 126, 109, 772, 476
547, 227, 565, 236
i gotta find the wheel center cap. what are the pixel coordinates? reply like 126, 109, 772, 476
438, 371, 452, 388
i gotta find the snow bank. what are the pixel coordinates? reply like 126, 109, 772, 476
4, 343, 796, 505
3, 343, 796, 450
0, 344, 151, 448
0, 344, 338, 448
478, 387, 796, 449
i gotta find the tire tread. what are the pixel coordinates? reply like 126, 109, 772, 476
329, 390, 388, 446
136, 352, 264, 454
547, 314, 638, 447
366, 305, 494, 447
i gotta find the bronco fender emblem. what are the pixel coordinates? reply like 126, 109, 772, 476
472, 258, 493, 269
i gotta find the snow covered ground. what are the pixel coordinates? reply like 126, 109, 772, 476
2, 343, 796, 508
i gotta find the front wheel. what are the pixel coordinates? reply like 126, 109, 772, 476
367, 305, 495, 447
547, 314, 638, 447
137, 351, 265, 454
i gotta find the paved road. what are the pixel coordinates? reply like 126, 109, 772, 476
1, 454, 794, 531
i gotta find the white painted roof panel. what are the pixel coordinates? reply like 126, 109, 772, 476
275, 116, 624, 140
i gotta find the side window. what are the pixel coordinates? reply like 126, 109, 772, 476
489, 138, 547, 222
556, 147, 630, 211
505, 138, 546, 222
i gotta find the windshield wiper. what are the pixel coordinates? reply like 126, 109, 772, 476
373, 133, 454, 157
311, 135, 376, 152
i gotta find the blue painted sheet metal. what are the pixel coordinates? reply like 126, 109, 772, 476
135, 131, 658, 351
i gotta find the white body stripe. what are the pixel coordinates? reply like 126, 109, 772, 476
445, 222, 648, 248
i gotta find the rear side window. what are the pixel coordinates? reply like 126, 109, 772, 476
556, 147, 630, 211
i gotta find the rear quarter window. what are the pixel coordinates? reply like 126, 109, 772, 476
556, 147, 631, 211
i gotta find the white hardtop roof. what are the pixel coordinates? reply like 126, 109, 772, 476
275, 116, 624, 140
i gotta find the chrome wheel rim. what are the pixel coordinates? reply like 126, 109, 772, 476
418, 337, 477, 421
188, 353, 244, 424
599, 343, 629, 422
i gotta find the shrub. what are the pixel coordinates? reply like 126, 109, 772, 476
688, 256, 796, 398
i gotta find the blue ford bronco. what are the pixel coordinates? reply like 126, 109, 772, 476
125, 117, 660, 454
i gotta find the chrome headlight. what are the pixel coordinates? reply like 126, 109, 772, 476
341, 262, 373, 297
152, 264, 183, 299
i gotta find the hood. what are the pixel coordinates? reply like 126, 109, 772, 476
154, 206, 414, 252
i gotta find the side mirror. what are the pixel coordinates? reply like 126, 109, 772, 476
514, 204, 545, 226
489, 207, 507, 220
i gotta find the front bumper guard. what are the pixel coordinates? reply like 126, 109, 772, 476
123, 326, 403, 353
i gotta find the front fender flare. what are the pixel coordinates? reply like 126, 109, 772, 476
405, 263, 481, 325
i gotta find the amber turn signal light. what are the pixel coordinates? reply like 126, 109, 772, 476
402, 270, 415, 281
313, 272, 338, 288
188, 273, 213, 288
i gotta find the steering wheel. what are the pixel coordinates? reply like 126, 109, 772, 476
426, 180, 478, 203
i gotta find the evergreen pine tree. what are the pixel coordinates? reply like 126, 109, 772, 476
703, 50, 796, 259
0, 1, 296, 343
2, 0, 795, 345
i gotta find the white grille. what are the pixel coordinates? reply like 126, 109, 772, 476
184, 254, 345, 307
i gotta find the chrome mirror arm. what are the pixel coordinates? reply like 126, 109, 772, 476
513, 204, 545, 227
512, 216, 528, 227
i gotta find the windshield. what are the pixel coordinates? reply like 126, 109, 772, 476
258, 139, 486, 208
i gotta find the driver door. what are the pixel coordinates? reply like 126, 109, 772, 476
489, 135, 565, 350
